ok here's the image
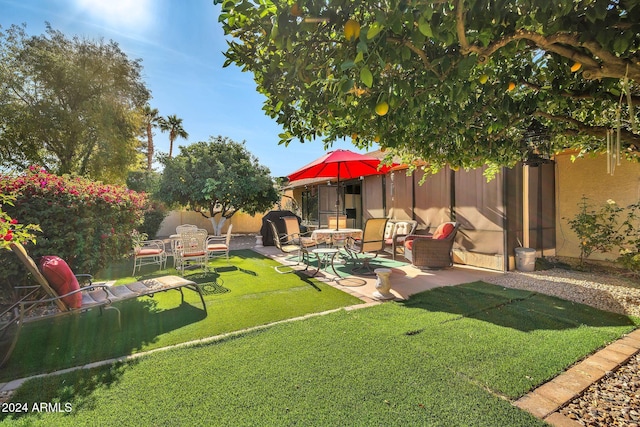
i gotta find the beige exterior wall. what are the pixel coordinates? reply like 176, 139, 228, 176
555, 153, 640, 261
157, 210, 268, 236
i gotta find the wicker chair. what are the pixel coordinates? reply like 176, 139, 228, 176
384, 220, 418, 260
175, 229, 209, 275
403, 222, 459, 269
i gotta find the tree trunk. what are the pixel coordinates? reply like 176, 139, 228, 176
208, 216, 227, 236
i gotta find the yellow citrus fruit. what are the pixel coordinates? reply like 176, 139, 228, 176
479, 74, 488, 84
344, 19, 361, 41
570, 62, 582, 72
351, 133, 358, 140
374, 135, 381, 143
375, 101, 389, 116
507, 81, 516, 91
290, 3, 303, 17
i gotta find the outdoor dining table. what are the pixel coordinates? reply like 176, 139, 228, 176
311, 228, 362, 247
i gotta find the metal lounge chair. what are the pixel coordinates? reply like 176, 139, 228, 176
281, 216, 317, 250
0, 242, 207, 368
267, 219, 310, 274
344, 218, 389, 274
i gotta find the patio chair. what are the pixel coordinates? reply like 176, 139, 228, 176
175, 229, 209, 276
327, 215, 347, 230
403, 222, 460, 269
385, 220, 418, 260
1, 242, 207, 368
344, 218, 388, 274
176, 224, 198, 234
281, 216, 317, 250
132, 239, 167, 275
267, 220, 310, 274
207, 224, 233, 262
171, 224, 199, 266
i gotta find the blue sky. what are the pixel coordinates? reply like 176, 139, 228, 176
0, 0, 368, 178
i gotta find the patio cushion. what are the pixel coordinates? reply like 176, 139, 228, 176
433, 222, 455, 239
404, 236, 431, 251
39, 256, 82, 309
136, 248, 163, 256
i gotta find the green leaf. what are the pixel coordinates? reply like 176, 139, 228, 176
340, 60, 355, 71
367, 22, 384, 39
419, 21, 433, 37
360, 67, 373, 88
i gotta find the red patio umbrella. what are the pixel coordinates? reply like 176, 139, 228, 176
287, 149, 392, 230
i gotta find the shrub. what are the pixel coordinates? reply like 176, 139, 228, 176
567, 196, 640, 273
0, 167, 148, 289
566, 196, 625, 266
139, 200, 168, 238
0, 193, 41, 250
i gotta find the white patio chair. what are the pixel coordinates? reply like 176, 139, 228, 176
132, 239, 167, 275
175, 229, 208, 275
207, 224, 233, 262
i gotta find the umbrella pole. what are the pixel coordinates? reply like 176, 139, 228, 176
335, 163, 340, 231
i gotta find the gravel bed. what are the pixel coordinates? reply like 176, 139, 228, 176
486, 268, 640, 426
484, 268, 640, 317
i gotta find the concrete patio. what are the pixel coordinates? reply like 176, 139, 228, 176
236, 234, 504, 303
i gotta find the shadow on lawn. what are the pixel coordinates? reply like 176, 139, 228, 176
0, 294, 207, 382
1, 361, 134, 422
401, 281, 639, 332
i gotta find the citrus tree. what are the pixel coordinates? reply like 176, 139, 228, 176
217, 0, 640, 176
157, 136, 279, 235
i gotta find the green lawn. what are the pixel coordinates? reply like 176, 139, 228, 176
0, 250, 362, 381
2, 281, 638, 426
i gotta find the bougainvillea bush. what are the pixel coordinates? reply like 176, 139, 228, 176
0, 167, 148, 288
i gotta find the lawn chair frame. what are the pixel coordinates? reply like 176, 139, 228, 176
0, 242, 207, 368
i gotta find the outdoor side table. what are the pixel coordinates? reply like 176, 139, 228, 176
311, 248, 341, 278
373, 268, 395, 300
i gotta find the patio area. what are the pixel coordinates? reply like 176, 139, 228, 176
245, 233, 505, 302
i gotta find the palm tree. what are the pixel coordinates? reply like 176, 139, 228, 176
142, 105, 162, 170
159, 114, 189, 158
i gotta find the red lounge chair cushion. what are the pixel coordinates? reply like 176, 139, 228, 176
39, 256, 82, 308
404, 236, 430, 251
136, 248, 163, 256
433, 223, 455, 240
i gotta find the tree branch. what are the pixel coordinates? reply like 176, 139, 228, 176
461, 28, 640, 81
534, 111, 640, 152
387, 37, 441, 79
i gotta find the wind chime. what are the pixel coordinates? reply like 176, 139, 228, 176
607, 65, 637, 175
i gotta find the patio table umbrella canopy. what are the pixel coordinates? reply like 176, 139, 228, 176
287, 149, 392, 230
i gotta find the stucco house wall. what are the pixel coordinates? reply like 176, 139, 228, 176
157, 210, 267, 236
555, 153, 640, 261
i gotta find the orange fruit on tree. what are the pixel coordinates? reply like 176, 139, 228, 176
479, 74, 488, 84
344, 19, 361, 41
507, 81, 516, 91
290, 3, 303, 17
375, 101, 389, 116
570, 62, 582, 72
374, 135, 381, 143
